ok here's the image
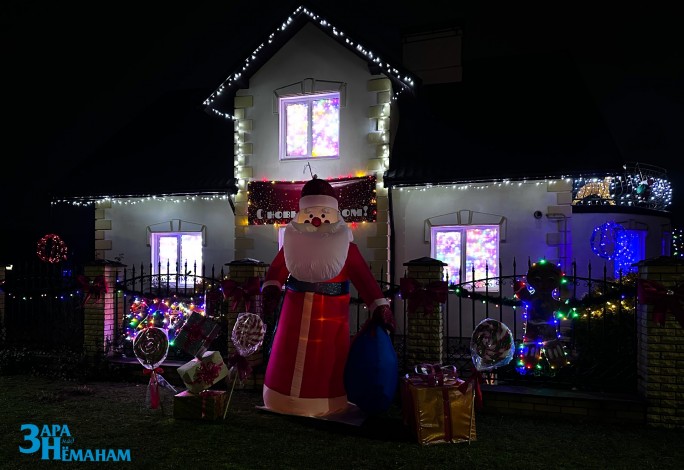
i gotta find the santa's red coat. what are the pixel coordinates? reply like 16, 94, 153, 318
262, 242, 387, 417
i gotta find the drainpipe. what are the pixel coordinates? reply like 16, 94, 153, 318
546, 212, 568, 272
388, 185, 396, 289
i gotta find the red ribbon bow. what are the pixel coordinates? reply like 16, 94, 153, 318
192, 361, 222, 386
399, 277, 448, 315
221, 277, 261, 312
227, 352, 253, 381
637, 279, 684, 328
143, 367, 164, 409
76, 274, 108, 305
412, 363, 459, 386
458, 370, 484, 411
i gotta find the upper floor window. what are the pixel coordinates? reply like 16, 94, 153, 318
279, 92, 340, 161
430, 225, 500, 291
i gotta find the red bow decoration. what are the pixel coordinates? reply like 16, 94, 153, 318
637, 279, 684, 328
227, 352, 253, 381
76, 274, 108, 305
192, 361, 223, 386
458, 370, 484, 410
399, 277, 448, 315
143, 367, 164, 409
221, 277, 261, 312
412, 363, 459, 386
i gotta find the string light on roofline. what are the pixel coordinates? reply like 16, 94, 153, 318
52, 194, 231, 206
204, 5, 416, 120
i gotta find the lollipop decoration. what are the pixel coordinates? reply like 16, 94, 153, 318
465, 318, 514, 409
470, 318, 515, 372
224, 312, 266, 418
232, 312, 266, 358
133, 326, 176, 409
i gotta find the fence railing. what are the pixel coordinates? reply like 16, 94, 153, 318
2, 258, 638, 394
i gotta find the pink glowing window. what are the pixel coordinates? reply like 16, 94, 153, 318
430, 226, 499, 291
279, 92, 340, 160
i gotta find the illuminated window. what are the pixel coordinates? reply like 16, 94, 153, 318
150, 233, 203, 286
430, 226, 499, 291
279, 92, 340, 160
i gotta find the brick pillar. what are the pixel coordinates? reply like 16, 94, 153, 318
403, 257, 447, 367
224, 258, 269, 388
83, 260, 126, 363
636, 256, 684, 429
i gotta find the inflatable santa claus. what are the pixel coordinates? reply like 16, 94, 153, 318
261, 176, 395, 418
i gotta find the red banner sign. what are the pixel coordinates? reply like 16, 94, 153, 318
247, 176, 377, 225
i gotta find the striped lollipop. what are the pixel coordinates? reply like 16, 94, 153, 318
470, 318, 514, 371
232, 312, 266, 357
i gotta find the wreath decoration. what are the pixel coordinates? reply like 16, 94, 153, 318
36, 233, 68, 264
590, 221, 626, 260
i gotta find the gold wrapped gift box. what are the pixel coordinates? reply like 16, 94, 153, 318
173, 390, 228, 420
401, 375, 476, 445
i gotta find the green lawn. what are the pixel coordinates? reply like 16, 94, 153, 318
0, 374, 682, 469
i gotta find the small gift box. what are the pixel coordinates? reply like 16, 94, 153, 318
401, 364, 477, 445
173, 390, 228, 420
177, 350, 229, 394
175, 311, 221, 358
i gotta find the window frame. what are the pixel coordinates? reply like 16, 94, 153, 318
430, 225, 500, 292
150, 232, 203, 287
278, 91, 340, 161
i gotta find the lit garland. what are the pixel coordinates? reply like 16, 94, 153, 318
572, 163, 672, 210
123, 296, 205, 347
451, 283, 634, 314
51, 194, 230, 207
204, 5, 417, 120
673, 228, 684, 258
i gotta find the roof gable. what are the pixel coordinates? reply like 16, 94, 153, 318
203, 3, 419, 119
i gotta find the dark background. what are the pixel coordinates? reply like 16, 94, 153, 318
2, 1, 682, 263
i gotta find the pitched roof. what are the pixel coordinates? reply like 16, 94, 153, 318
202, 3, 420, 119
51, 88, 236, 201
51, 3, 421, 202
384, 51, 625, 187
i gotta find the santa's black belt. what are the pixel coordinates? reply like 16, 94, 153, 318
285, 277, 350, 296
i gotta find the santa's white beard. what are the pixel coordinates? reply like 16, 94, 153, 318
283, 219, 353, 282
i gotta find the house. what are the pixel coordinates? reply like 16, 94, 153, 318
49, 4, 673, 337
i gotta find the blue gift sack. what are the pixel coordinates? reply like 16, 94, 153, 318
344, 324, 398, 414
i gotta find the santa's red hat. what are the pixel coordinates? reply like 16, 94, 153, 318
299, 176, 338, 211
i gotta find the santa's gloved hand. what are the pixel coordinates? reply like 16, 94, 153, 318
371, 304, 395, 335
262, 284, 282, 314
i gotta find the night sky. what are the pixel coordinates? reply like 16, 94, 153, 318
2, 1, 682, 261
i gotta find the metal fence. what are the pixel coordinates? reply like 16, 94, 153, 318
1, 260, 84, 350
2, 258, 638, 394
384, 259, 638, 394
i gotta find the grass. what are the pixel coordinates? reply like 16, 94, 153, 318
1, 373, 682, 470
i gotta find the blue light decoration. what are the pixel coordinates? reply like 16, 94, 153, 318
590, 221, 643, 279
590, 221, 626, 260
